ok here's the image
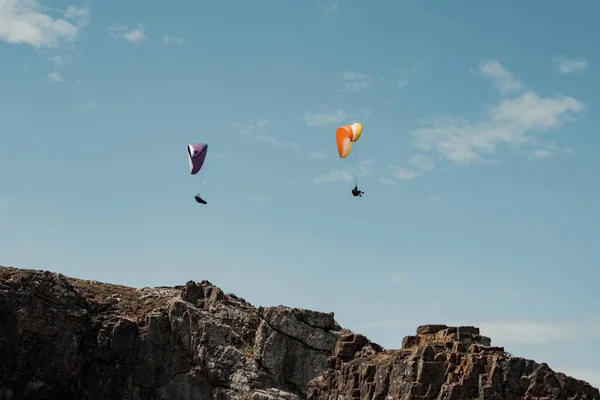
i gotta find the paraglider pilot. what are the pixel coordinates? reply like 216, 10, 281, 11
351, 185, 364, 197
194, 194, 207, 204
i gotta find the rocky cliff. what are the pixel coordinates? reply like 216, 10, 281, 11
307, 326, 600, 400
0, 266, 598, 400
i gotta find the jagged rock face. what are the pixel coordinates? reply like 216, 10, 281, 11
1, 267, 598, 400
307, 325, 600, 400
0, 267, 342, 400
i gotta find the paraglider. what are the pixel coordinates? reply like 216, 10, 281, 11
351, 185, 364, 197
194, 194, 207, 204
187, 143, 208, 204
336, 122, 365, 197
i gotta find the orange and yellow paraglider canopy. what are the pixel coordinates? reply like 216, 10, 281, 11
335, 122, 363, 158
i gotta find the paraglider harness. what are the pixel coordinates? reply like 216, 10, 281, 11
351, 185, 364, 197
194, 194, 207, 204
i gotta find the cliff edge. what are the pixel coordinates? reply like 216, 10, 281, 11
0, 266, 597, 400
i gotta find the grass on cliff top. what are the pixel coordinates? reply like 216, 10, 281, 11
0, 266, 170, 319
67, 277, 170, 319
0, 266, 36, 281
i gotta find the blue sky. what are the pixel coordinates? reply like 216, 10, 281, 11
1, 0, 599, 389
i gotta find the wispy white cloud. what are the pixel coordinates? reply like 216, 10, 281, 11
0, 0, 89, 48
429, 195, 443, 202
308, 152, 327, 160
478, 60, 523, 94
302, 108, 371, 127
554, 56, 588, 75
231, 119, 299, 151
0, 1, 90, 80
412, 61, 585, 165
391, 272, 410, 285
46, 53, 76, 79
47, 71, 62, 82
379, 177, 396, 186
232, 118, 278, 144
409, 154, 435, 171
389, 165, 417, 180
529, 141, 574, 160
124, 26, 146, 42
531, 149, 554, 159
108, 23, 147, 43
313, 159, 373, 184
313, 169, 352, 184
324, 4, 339, 11
62, 4, 91, 29
251, 196, 271, 203
163, 34, 184, 45
397, 80, 409, 88
302, 110, 347, 127
342, 71, 373, 92
49, 54, 69, 69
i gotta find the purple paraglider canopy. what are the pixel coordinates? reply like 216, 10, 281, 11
187, 143, 208, 175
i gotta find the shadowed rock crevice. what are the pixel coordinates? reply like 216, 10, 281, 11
0, 266, 598, 400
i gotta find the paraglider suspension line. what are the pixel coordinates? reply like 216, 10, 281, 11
352, 142, 360, 187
